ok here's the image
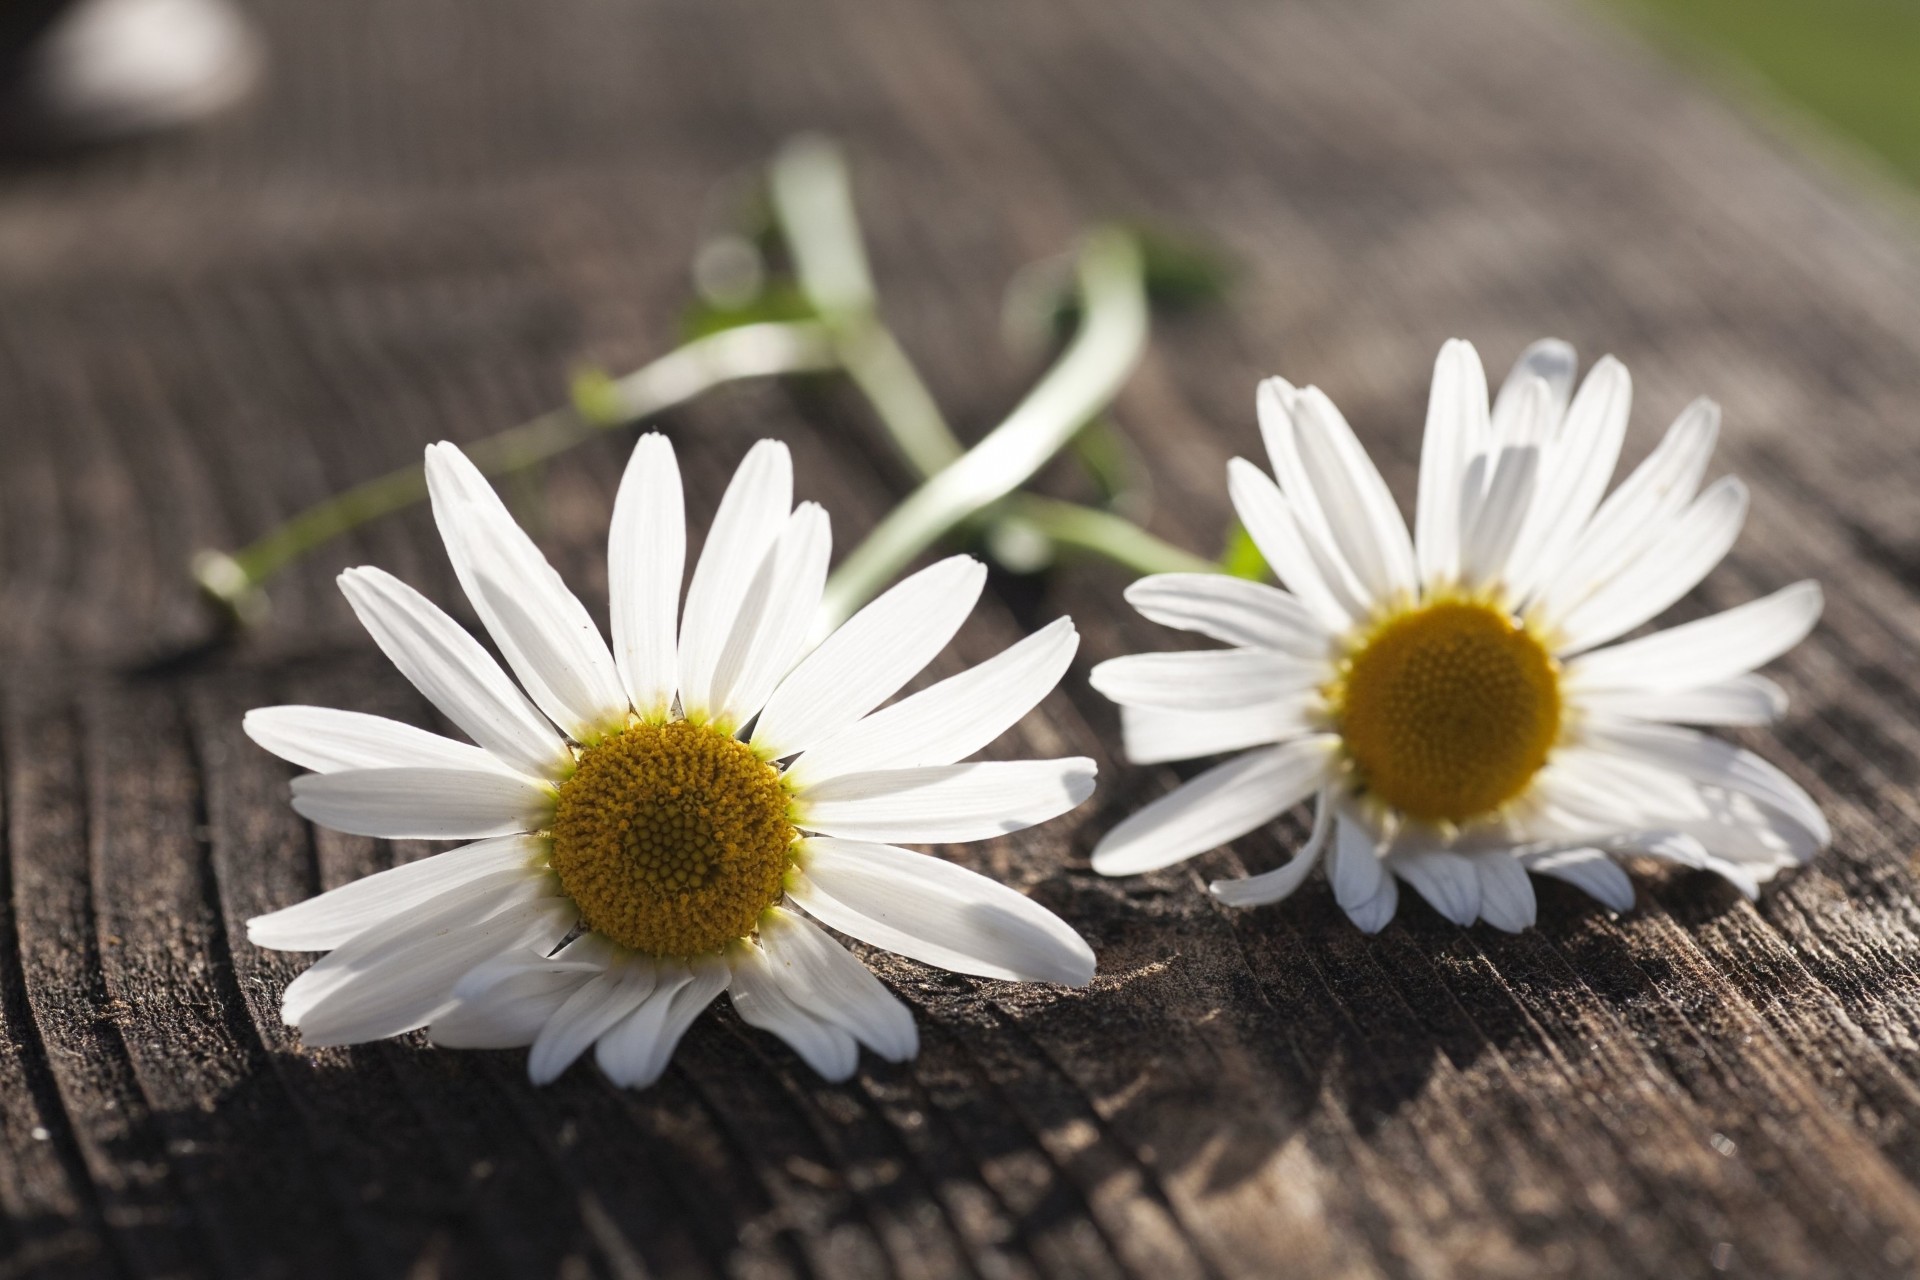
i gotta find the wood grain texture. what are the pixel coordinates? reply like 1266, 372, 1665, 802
2, 0, 1920, 1275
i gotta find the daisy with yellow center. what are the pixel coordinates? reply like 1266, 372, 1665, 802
245, 435, 1096, 1086
1091, 338, 1826, 931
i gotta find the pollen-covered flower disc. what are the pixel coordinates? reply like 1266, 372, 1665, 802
245, 435, 1096, 1087
1090, 339, 1828, 932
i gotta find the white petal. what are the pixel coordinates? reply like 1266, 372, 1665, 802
528, 960, 660, 1085
428, 949, 600, 1049
1534, 398, 1719, 627
792, 837, 1095, 985
1491, 339, 1576, 433
797, 759, 1096, 845
1327, 814, 1397, 933
706, 503, 831, 731
1227, 457, 1361, 631
1555, 477, 1749, 655
1458, 436, 1543, 594
1090, 736, 1337, 876
1123, 574, 1329, 658
1564, 582, 1821, 693
1507, 356, 1631, 602
1579, 676, 1788, 726
1208, 786, 1335, 907
247, 834, 548, 951
788, 618, 1077, 787
752, 556, 986, 759
1580, 720, 1828, 846
338, 568, 570, 780
1521, 849, 1634, 913
678, 440, 793, 721
1473, 854, 1536, 932
1088, 648, 1323, 712
728, 943, 861, 1081
244, 706, 524, 778
595, 955, 729, 1088
760, 908, 917, 1061
290, 767, 555, 840
289, 895, 576, 1046
1389, 850, 1479, 926
1118, 698, 1315, 766
1415, 339, 1490, 586
608, 433, 685, 720
424, 443, 628, 741
1283, 386, 1418, 605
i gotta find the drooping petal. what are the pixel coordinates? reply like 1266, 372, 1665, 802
1123, 574, 1330, 658
1520, 848, 1634, 913
1090, 736, 1337, 876
428, 947, 603, 1049
594, 955, 729, 1088
1327, 814, 1397, 933
1088, 648, 1322, 712
1118, 697, 1316, 766
751, 556, 986, 759
290, 767, 555, 840
1208, 786, 1335, 907
788, 618, 1078, 787
792, 837, 1095, 985
1563, 582, 1821, 693
760, 908, 917, 1061
796, 759, 1096, 845
337, 568, 571, 780
1389, 850, 1479, 927
727, 942, 861, 1081
678, 440, 793, 722
1473, 854, 1537, 932
247, 833, 548, 951
706, 502, 832, 731
424, 442, 629, 741
1579, 720, 1828, 847
608, 432, 685, 720
528, 958, 660, 1085
244, 705, 525, 778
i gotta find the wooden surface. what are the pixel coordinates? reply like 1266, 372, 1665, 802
4, 0, 1920, 1276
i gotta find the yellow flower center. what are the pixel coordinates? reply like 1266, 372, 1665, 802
1330, 599, 1560, 825
549, 720, 795, 957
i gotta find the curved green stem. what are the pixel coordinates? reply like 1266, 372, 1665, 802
1002, 495, 1217, 577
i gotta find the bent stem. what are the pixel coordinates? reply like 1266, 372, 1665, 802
194, 321, 837, 623
818, 226, 1151, 630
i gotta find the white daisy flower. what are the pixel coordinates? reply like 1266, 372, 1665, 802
245, 434, 1097, 1087
1090, 338, 1826, 932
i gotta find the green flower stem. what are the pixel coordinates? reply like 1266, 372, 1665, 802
193, 320, 837, 621
1000, 495, 1217, 577
818, 227, 1150, 630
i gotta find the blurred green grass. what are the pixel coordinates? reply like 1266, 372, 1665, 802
1610, 0, 1920, 187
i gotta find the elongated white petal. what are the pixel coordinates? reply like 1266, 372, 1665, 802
1227, 457, 1361, 631
1328, 814, 1397, 933
608, 433, 685, 720
761, 908, 917, 1061
678, 440, 793, 721
1416, 339, 1490, 585
1459, 443, 1540, 594
291, 767, 555, 840
244, 705, 524, 778
1521, 849, 1634, 913
793, 838, 1095, 985
1286, 386, 1418, 605
528, 960, 660, 1085
338, 568, 570, 780
1565, 582, 1821, 693
1208, 787, 1335, 907
789, 619, 1077, 787
1118, 697, 1315, 766
1580, 720, 1828, 846
247, 834, 548, 951
728, 943, 860, 1081
288, 894, 575, 1045
1579, 676, 1788, 726
1507, 356, 1631, 602
751, 555, 986, 759
595, 955, 729, 1088
1091, 735, 1337, 876
1390, 850, 1479, 926
707, 503, 831, 730
424, 443, 628, 741
1555, 477, 1749, 654
1534, 398, 1719, 626
1473, 854, 1536, 932
1088, 648, 1322, 712
798, 759, 1096, 845
1492, 339, 1576, 433
429, 949, 600, 1049
1124, 575, 1329, 658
